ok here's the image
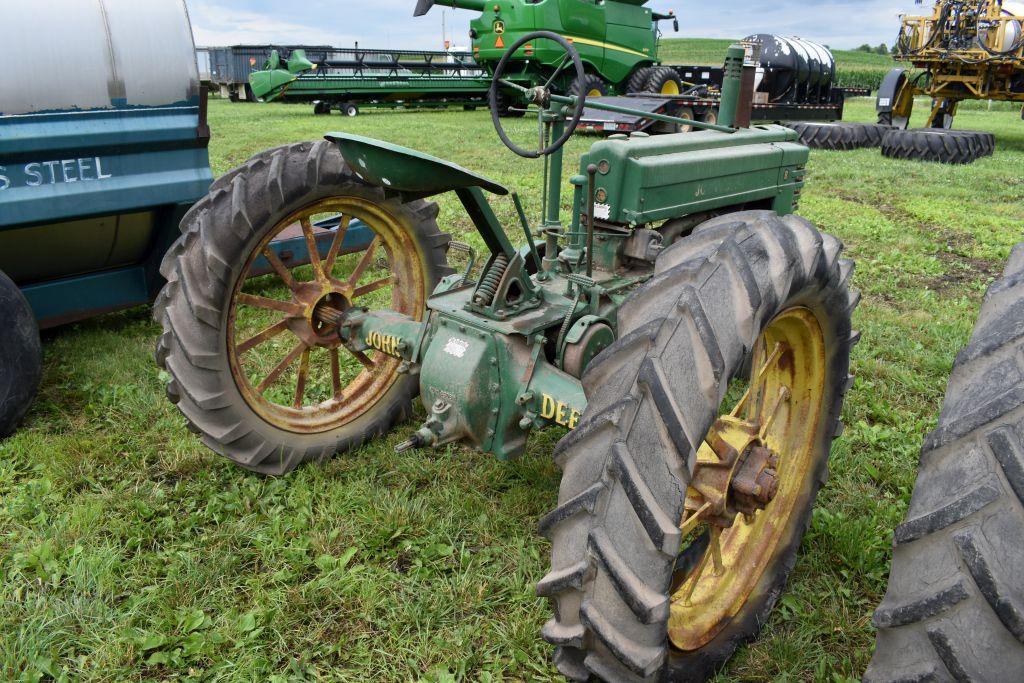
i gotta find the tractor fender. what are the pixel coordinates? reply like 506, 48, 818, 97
876, 67, 908, 114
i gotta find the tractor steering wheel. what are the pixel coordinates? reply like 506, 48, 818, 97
489, 31, 587, 159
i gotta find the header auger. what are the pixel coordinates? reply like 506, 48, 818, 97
155, 29, 858, 680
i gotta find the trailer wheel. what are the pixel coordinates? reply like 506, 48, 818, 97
539, 210, 857, 681
0, 269, 41, 438
700, 109, 718, 126
652, 106, 695, 134
341, 103, 359, 117
569, 74, 608, 98
153, 141, 453, 475
881, 128, 994, 164
785, 121, 886, 150
313, 101, 331, 115
865, 243, 1024, 682
644, 66, 684, 96
626, 67, 656, 95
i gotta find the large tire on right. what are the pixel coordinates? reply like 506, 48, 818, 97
626, 67, 656, 95
880, 128, 994, 164
0, 269, 41, 438
539, 211, 858, 681
785, 121, 890, 150
865, 244, 1024, 682
643, 67, 684, 96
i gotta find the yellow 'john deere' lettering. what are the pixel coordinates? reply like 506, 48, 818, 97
365, 331, 400, 356
540, 393, 581, 429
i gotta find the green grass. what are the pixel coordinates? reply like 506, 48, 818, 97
659, 38, 898, 89
3, 98, 1024, 681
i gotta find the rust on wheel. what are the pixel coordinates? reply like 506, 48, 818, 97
669, 306, 827, 651
226, 197, 429, 434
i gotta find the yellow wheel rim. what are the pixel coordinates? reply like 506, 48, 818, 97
661, 80, 680, 95
668, 307, 827, 651
587, 87, 603, 97
226, 197, 428, 433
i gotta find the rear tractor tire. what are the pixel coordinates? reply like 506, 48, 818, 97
154, 141, 453, 475
627, 67, 657, 95
865, 243, 1024, 682
0, 269, 41, 438
539, 210, 858, 681
786, 121, 890, 150
881, 128, 995, 164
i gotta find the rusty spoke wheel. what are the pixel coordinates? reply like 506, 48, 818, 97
538, 211, 858, 681
228, 197, 424, 433
154, 141, 451, 474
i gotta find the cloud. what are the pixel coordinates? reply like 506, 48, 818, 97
188, 2, 354, 46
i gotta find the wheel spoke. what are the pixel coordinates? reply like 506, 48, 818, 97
236, 293, 305, 317
353, 275, 394, 299
347, 236, 381, 287
759, 386, 792, 439
544, 53, 571, 90
679, 542, 711, 605
347, 347, 375, 369
323, 215, 352, 272
262, 248, 299, 291
301, 218, 327, 282
731, 341, 785, 418
708, 526, 725, 576
256, 341, 306, 394
293, 348, 311, 408
330, 348, 342, 399
498, 78, 529, 93
679, 500, 712, 538
237, 319, 290, 355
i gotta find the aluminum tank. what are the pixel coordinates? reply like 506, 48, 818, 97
743, 34, 837, 103
0, 0, 200, 115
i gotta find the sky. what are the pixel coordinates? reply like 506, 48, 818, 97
186, 0, 928, 52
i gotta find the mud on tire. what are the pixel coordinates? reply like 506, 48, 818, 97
154, 141, 452, 475
865, 244, 1024, 682
538, 210, 858, 681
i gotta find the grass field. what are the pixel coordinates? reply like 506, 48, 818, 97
3, 98, 1023, 682
659, 38, 898, 89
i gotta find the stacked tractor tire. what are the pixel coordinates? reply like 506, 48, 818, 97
785, 121, 995, 164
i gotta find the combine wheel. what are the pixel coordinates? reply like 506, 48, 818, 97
865, 244, 1024, 682
569, 74, 609, 98
881, 128, 994, 164
539, 210, 858, 681
626, 67, 656, 95
785, 121, 888, 150
0, 269, 41, 438
153, 141, 453, 474
494, 89, 526, 118
644, 66, 684, 96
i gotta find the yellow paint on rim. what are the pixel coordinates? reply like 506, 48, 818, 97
668, 306, 827, 651
661, 79, 681, 95
587, 88, 603, 97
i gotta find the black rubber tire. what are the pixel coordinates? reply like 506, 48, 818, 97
643, 66, 684, 95
865, 244, 1024, 682
153, 141, 453, 475
785, 121, 888, 150
569, 74, 609, 98
494, 89, 526, 118
626, 67, 657, 95
880, 128, 994, 164
538, 210, 858, 681
341, 103, 359, 117
313, 101, 331, 115
0, 269, 41, 438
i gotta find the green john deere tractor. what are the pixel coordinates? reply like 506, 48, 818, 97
156, 34, 859, 680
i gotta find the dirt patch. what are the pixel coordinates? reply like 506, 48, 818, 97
925, 231, 1001, 295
